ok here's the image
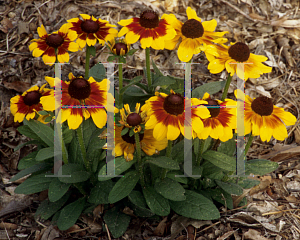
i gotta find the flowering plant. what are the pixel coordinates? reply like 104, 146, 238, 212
9, 8, 296, 238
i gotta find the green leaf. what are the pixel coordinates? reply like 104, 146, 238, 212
121, 127, 129, 136
201, 161, 225, 179
142, 186, 170, 216
202, 150, 236, 171
82, 118, 97, 147
217, 136, 236, 157
127, 49, 138, 55
120, 76, 143, 95
57, 197, 86, 231
36, 147, 55, 161
128, 191, 154, 217
237, 178, 260, 189
169, 190, 220, 220
152, 60, 163, 77
14, 173, 53, 194
89, 46, 96, 57
129, 128, 135, 137
68, 136, 82, 164
10, 162, 52, 182
108, 171, 139, 203
104, 207, 131, 238
145, 156, 180, 170
58, 164, 90, 183
245, 159, 278, 176
24, 119, 54, 147
98, 157, 136, 181
154, 178, 185, 201
44, 116, 52, 122
166, 171, 188, 184
209, 189, 233, 209
17, 151, 38, 170
48, 178, 71, 202
107, 55, 117, 62
35, 192, 70, 220
215, 180, 243, 195
192, 81, 226, 98
38, 111, 49, 115
171, 140, 184, 163
17, 125, 42, 141
62, 127, 74, 144
14, 140, 42, 152
153, 76, 176, 87
89, 62, 106, 81
88, 180, 114, 204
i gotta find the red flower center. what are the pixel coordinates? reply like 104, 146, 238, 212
181, 19, 204, 39
121, 127, 144, 144
68, 78, 91, 100
81, 19, 100, 33
23, 91, 41, 106
139, 10, 159, 29
251, 96, 273, 116
126, 113, 142, 126
46, 34, 64, 48
228, 42, 250, 62
113, 42, 128, 55
163, 93, 184, 116
204, 99, 220, 118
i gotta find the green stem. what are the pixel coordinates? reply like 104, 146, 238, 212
85, 46, 90, 79
196, 139, 205, 166
62, 141, 68, 164
135, 133, 145, 186
145, 47, 152, 89
119, 62, 123, 108
221, 74, 232, 101
245, 132, 253, 155
161, 140, 173, 179
77, 124, 90, 171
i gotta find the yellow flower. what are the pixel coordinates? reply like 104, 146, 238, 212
10, 84, 53, 123
108, 38, 130, 56
196, 93, 236, 142
29, 24, 78, 65
164, 7, 228, 62
235, 90, 297, 141
68, 14, 118, 48
119, 103, 147, 133
141, 90, 210, 141
207, 42, 272, 81
115, 126, 168, 161
118, 10, 176, 50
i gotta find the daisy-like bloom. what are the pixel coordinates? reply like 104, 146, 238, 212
163, 7, 228, 62
207, 42, 272, 81
115, 125, 168, 161
29, 23, 78, 65
67, 14, 118, 49
45, 73, 109, 130
119, 103, 147, 133
234, 90, 297, 142
108, 38, 130, 56
10, 84, 53, 123
141, 90, 211, 141
196, 93, 236, 142
117, 10, 176, 50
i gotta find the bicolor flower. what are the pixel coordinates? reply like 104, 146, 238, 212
117, 10, 176, 50
207, 42, 272, 81
10, 84, 53, 123
68, 14, 118, 48
29, 24, 78, 65
196, 93, 236, 142
164, 7, 228, 62
141, 90, 211, 141
235, 90, 297, 141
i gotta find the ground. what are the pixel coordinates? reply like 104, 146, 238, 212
0, 0, 300, 239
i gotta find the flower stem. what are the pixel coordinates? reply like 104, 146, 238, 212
221, 74, 232, 101
135, 133, 145, 187
118, 62, 123, 108
85, 46, 90, 79
161, 140, 173, 179
145, 47, 152, 89
77, 124, 90, 172
245, 132, 253, 155
196, 139, 205, 166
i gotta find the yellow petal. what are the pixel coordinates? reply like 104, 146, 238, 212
57, 51, 69, 63
153, 122, 168, 141
77, 38, 87, 49
42, 54, 56, 66
90, 109, 107, 128
167, 123, 180, 140
118, 18, 134, 27
198, 124, 211, 140
140, 37, 153, 49
273, 107, 297, 126
192, 116, 204, 133
80, 14, 91, 20
67, 112, 83, 129
14, 113, 26, 123
86, 37, 97, 46
186, 7, 201, 22
151, 37, 165, 50
178, 38, 194, 62
38, 25, 47, 38
125, 30, 140, 45
29, 42, 38, 51
145, 115, 158, 129
25, 112, 36, 120
202, 19, 217, 32
32, 47, 45, 57
59, 23, 69, 35
272, 122, 288, 141
118, 27, 129, 37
